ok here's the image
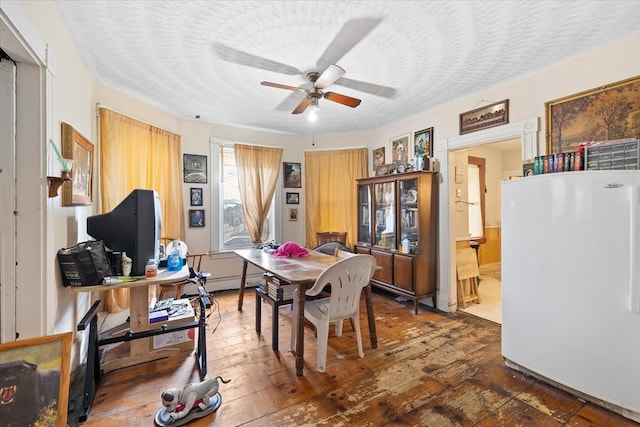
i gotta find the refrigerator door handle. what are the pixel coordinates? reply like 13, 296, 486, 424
630, 184, 640, 314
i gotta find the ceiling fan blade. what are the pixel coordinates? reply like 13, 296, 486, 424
324, 92, 362, 108
315, 64, 345, 89
275, 92, 307, 112
316, 18, 382, 70
213, 42, 301, 75
292, 98, 311, 114
261, 81, 305, 92
335, 77, 396, 98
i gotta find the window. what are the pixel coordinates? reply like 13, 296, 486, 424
212, 142, 276, 250
467, 156, 486, 242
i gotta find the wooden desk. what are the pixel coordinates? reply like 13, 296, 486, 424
73, 266, 212, 421
73, 266, 191, 371
235, 249, 378, 376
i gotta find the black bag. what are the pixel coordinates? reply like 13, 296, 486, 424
57, 240, 114, 286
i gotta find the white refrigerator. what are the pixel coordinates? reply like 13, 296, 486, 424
501, 170, 640, 422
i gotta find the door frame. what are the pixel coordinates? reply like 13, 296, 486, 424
435, 117, 539, 312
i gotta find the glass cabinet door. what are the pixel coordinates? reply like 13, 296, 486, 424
357, 184, 371, 244
399, 178, 418, 254
374, 181, 395, 249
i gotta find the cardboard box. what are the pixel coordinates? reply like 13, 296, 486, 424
150, 299, 195, 353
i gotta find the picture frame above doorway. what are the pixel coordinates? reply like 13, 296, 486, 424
459, 99, 509, 135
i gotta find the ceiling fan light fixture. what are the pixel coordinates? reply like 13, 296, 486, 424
309, 98, 320, 113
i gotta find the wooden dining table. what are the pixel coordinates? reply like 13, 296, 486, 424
234, 248, 378, 376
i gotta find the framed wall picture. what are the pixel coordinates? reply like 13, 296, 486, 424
288, 208, 298, 221
546, 75, 640, 154
0, 332, 72, 427
375, 163, 396, 176
413, 127, 434, 157
190, 187, 203, 206
61, 122, 94, 206
183, 154, 208, 183
390, 133, 410, 164
286, 192, 299, 204
283, 162, 302, 188
372, 146, 385, 171
189, 209, 205, 227
459, 99, 509, 135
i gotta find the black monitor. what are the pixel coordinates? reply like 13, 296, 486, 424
87, 189, 162, 277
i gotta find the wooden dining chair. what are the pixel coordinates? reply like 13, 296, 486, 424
316, 231, 347, 246
158, 252, 210, 300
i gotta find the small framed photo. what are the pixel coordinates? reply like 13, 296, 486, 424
183, 154, 208, 183
190, 187, 203, 206
286, 192, 299, 204
283, 162, 302, 188
413, 127, 434, 157
189, 209, 205, 227
390, 133, 410, 165
372, 146, 385, 171
288, 208, 298, 221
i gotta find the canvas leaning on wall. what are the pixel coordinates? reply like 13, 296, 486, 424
0, 332, 72, 427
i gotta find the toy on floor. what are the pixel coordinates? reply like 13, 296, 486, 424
155, 376, 231, 426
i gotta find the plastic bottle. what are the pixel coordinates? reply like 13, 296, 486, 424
402, 238, 410, 254
167, 242, 182, 271
145, 258, 158, 278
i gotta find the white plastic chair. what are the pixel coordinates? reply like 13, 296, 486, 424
291, 254, 376, 372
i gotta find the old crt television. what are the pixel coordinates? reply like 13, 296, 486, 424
87, 189, 162, 276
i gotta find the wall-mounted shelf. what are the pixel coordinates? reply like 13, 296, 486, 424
47, 172, 71, 197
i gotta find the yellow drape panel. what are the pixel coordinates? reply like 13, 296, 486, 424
98, 108, 185, 312
234, 143, 283, 243
305, 148, 368, 248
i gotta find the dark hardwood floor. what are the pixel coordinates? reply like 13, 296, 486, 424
72, 288, 634, 426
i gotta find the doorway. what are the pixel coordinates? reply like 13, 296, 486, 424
451, 139, 521, 324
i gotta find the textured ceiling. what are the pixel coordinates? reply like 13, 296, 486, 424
54, 1, 640, 135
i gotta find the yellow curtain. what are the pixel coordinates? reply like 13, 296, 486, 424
305, 148, 368, 248
98, 108, 184, 312
234, 143, 283, 243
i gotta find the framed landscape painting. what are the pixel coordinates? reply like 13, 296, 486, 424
0, 332, 72, 427
546, 75, 640, 154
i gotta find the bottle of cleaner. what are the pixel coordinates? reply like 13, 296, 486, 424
167, 241, 182, 271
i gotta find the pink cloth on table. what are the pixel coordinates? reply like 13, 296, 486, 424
273, 242, 309, 258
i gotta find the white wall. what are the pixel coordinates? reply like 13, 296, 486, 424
3, 0, 639, 364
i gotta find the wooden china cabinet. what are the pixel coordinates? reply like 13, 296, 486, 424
355, 170, 438, 313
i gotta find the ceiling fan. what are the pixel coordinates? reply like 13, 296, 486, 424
260, 64, 361, 114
